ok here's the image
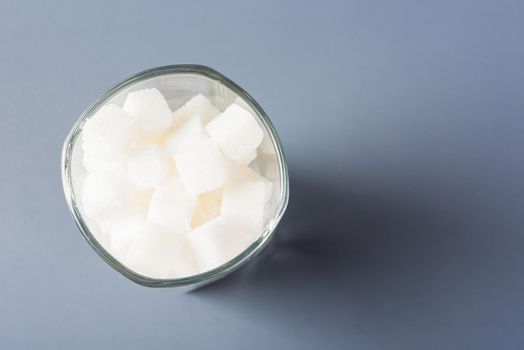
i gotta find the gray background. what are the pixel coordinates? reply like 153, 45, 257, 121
1, 0, 523, 349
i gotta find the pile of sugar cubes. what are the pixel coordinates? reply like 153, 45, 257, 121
78, 88, 275, 279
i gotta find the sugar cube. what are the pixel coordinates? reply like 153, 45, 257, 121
205, 103, 263, 164
124, 223, 184, 279
127, 145, 173, 189
104, 217, 146, 261
81, 173, 126, 221
147, 177, 196, 234
82, 151, 126, 177
173, 94, 220, 125
222, 179, 271, 233
123, 88, 173, 135
82, 104, 137, 158
186, 216, 256, 273
191, 188, 223, 228
168, 240, 199, 278
174, 140, 226, 195
165, 115, 208, 157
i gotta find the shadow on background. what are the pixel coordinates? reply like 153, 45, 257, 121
191, 168, 517, 346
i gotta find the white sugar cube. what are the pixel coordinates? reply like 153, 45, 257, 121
127, 145, 173, 189
186, 216, 256, 273
191, 188, 223, 228
123, 88, 173, 135
165, 115, 209, 157
147, 177, 196, 234
222, 161, 273, 232
81, 174, 119, 220
81, 174, 149, 222
125, 223, 184, 279
173, 94, 220, 125
174, 140, 226, 195
104, 218, 146, 261
205, 103, 263, 164
82, 151, 126, 177
168, 240, 199, 278
82, 104, 137, 158
222, 180, 271, 232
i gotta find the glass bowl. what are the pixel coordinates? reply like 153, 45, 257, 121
61, 65, 289, 288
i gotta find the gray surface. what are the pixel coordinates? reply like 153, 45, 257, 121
1, 0, 523, 349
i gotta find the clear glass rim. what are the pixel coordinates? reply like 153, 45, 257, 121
61, 64, 290, 288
